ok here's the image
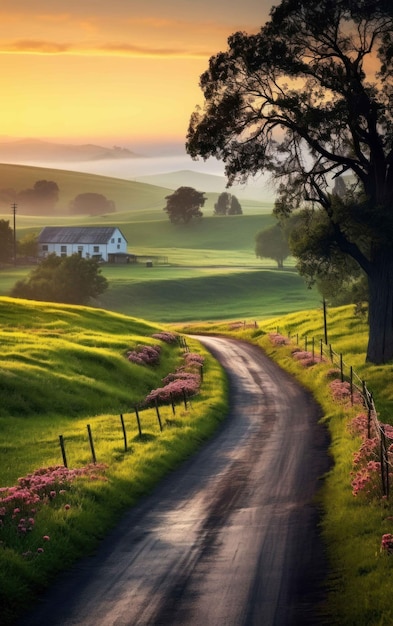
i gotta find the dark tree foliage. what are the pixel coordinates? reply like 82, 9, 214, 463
228, 195, 243, 215
214, 192, 231, 215
187, 0, 393, 364
69, 192, 116, 215
214, 192, 243, 215
0, 220, 14, 263
163, 186, 206, 223
17, 180, 59, 215
11, 254, 108, 305
17, 233, 38, 258
255, 223, 290, 269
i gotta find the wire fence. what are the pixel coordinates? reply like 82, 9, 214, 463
279, 328, 392, 498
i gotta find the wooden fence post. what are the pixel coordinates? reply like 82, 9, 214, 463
87, 424, 97, 464
182, 387, 188, 409
134, 406, 142, 437
155, 399, 163, 432
380, 425, 387, 497
120, 414, 128, 452
169, 393, 176, 415
59, 435, 68, 468
312, 337, 315, 359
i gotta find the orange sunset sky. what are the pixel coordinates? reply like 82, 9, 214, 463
0, 1, 274, 148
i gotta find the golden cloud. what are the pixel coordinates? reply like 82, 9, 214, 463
1, 40, 72, 53
0, 38, 212, 58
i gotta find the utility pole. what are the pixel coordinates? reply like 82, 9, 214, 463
12, 202, 17, 265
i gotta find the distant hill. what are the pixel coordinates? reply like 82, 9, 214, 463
0, 139, 140, 162
135, 169, 273, 202
0, 162, 171, 216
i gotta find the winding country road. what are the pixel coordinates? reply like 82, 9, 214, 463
19, 336, 331, 626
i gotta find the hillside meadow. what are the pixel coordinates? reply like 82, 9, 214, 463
0, 162, 273, 217
0, 296, 228, 624
0, 204, 322, 322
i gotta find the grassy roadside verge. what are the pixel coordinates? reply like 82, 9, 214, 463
0, 298, 228, 625
179, 307, 393, 625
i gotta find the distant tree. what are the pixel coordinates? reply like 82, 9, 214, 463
69, 192, 116, 215
214, 192, 243, 215
17, 180, 59, 214
0, 188, 16, 209
163, 186, 206, 223
17, 232, 38, 258
214, 192, 231, 215
255, 222, 290, 269
0, 220, 14, 263
11, 254, 108, 305
228, 195, 242, 215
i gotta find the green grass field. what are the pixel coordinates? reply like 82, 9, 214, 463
3, 164, 392, 624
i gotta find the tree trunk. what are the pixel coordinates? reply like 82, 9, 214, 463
367, 249, 393, 364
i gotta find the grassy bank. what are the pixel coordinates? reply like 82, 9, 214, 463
180, 307, 393, 625
0, 297, 228, 624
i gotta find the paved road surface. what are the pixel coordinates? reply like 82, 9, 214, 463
18, 336, 331, 626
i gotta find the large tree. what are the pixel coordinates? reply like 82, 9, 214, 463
163, 186, 206, 223
186, 0, 393, 364
11, 254, 108, 305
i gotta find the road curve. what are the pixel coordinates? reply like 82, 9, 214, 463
18, 336, 331, 626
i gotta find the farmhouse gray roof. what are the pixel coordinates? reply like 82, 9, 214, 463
38, 226, 127, 245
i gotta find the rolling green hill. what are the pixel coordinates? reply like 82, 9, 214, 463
0, 162, 273, 220
0, 162, 172, 215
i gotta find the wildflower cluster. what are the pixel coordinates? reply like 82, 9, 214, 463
127, 344, 161, 366
228, 321, 258, 330
151, 331, 178, 344
381, 533, 393, 555
0, 464, 107, 555
144, 352, 204, 405
292, 348, 324, 367
329, 379, 363, 405
268, 332, 290, 346
348, 412, 393, 499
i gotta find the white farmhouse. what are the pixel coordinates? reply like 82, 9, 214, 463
37, 226, 130, 263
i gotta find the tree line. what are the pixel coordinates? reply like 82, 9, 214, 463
163, 187, 242, 223
0, 179, 116, 216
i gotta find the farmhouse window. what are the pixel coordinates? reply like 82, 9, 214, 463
93, 246, 99, 253
60, 245, 67, 257
117, 244, 120, 249
118, 238, 121, 243
77, 246, 83, 256
111, 238, 115, 243
42, 245, 48, 251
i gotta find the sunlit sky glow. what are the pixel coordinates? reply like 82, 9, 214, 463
0, 1, 274, 148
